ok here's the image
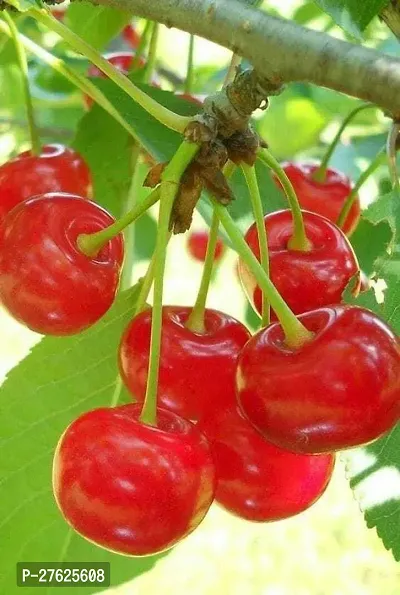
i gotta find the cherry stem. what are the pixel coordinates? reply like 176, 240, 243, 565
0, 19, 141, 142
387, 120, 400, 199
337, 147, 386, 231
140, 141, 200, 427
185, 160, 236, 333
313, 103, 374, 183
242, 163, 270, 326
186, 210, 220, 334
258, 148, 312, 252
143, 22, 159, 84
211, 200, 313, 348
134, 231, 172, 315
3, 13, 41, 156
77, 186, 161, 258
131, 20, 152, 71
29, 8, 191, 134
120, 143, 142, 291
185, 34, 195, 94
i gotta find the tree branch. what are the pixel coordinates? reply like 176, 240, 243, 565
91, 0, 400, 117
381, 0, 400, 39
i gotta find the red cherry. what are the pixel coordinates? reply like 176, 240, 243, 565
176, 93, 203, 108
239, 209, 360, 317
275, 162, 361, 235
119, 306, 251, 420
53, 403, 216, 556
0, 193, 123, 335
237, 305, 400, 454
51, 7, 65, 21
199, 405, 335, 521
187, 230, 224, 262
0, 144, 92, 221
122, 24, 141, 49
87, 51, 145, 79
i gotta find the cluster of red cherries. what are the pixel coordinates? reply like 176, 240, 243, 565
1, 20, 399, 558
0, 126, 399, 557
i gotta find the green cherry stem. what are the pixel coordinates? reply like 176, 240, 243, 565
241, 163, 270, 326
313, 103, 374, 183
140, 141, 200, 427
2, 13, 41, 156
77, 186, 161, 257
143, 22, 159, 84
185, 160, 236, 332
29, 8, 191, 134
120, 143, 142, 291
387, 120, 400, 199
337, 146, 386, 230
0, 20, 140, 142
131, 20, 152, 71
211, 200, 313, 348
185, 34, 195, 94
134, 231, 172, 316
258, 148, 312, 251
186, 209, 220, 334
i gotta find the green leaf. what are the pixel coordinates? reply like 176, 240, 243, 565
351, 219, 392, 275
343, 273, 400, 561
257, 87, 329, 159
72, 106, 135, 218
293, 2, 325, 24
343, 187, 400, 562
65, 2, 131, 51
363, 191, 396, 231
0, 285, 164, 593
134, 211, 157, 260
0, 64, 24, 112
313, 0, 389, 36
94, 78, 199, 160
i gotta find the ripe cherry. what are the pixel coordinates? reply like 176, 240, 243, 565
239, 209, 360, 317
119, 306, 251, 420
0, 193, 123, 335
53, 403, 216, 556
122, 24, 140, 49
237, 305, 400, 454
275, 162, 361, 235
51, 7, 65, 21
198, 405, 335, 521
187, 230, 224, 263
176, 93, 203, 108
0, 144, 92, 221
87, 51, 145, 80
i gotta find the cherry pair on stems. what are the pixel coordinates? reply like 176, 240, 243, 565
52, 400, 335, 557
118, 303, 400, 452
